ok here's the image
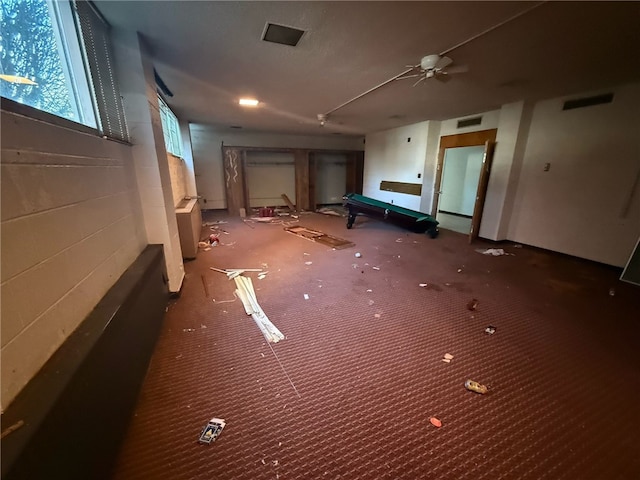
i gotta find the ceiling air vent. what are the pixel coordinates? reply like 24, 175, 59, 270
457, 116, 482, 129
262, 23, 305, 46
563, 93, 614, 111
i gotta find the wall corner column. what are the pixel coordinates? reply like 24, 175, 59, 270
112, 29, 184, 292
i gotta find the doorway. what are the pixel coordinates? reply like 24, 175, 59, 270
432, 129, 497, 242
437, 146, 485, 234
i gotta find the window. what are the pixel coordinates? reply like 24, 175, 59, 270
158, 95, 183, 158
0, 0, 96, 127
1, 0, 128, 141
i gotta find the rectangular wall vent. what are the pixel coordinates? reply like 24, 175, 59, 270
563, 93, 614, 111
262, 23, 305, 46
457, 116, 482, 128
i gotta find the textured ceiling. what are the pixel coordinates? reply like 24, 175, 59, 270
95, 1, 640, 137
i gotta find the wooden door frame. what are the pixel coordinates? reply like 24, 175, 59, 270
431, 129, 497, 240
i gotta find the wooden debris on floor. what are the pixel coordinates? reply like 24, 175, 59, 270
284, 225, 354, 249
281, 193, 297, 213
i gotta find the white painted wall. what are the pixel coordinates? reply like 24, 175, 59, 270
364, 83, 640, 266
419, 121, 442, 213
316, 153, 347, 204
179, 120, 198, 198
1, 110, 147, 409
363, 121, 430, 211
113, 30, 184, 291
190, 125, 364, 210
508, 84, 640, 266
245, 151, 296, 207
168, 153, 187, 207
479, 101, 532, 240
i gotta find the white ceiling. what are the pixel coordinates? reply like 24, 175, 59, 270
95, 1, 640, 137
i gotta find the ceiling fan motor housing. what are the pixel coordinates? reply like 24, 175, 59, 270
421, 54, 441, 71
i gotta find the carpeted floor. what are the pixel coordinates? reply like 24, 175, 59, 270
112, 211, 640, 480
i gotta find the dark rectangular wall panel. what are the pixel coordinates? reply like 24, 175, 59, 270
380, 180, 422, 196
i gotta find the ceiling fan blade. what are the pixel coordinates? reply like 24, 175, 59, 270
396, 73, 422, 81
435, 72, 452, 83
446, 64, 469, 74
434, 56, 453, 70
412, 76, 426, 87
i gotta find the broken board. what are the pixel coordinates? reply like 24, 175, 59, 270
284, 226, 354, 249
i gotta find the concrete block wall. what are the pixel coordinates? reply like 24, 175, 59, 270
0, 109, 147, 409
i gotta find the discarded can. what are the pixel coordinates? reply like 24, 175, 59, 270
199, 417, 226, 444
465, 379, 488, 394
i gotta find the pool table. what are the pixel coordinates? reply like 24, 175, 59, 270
343, 193, 439, 238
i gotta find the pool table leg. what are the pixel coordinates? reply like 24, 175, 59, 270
347, 212, 357, 229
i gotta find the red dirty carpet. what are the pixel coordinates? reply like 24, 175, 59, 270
112, 212, 640, 480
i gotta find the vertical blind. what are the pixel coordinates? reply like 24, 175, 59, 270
74, 0, 129, 142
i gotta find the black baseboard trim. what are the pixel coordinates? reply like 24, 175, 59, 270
478, 238, 624, 273
438, 210, 472, 219
1, 245, 169, 480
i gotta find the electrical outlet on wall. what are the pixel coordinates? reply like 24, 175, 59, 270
544, 163, 551, 172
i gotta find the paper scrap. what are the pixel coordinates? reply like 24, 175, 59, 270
303, 293, 309, 300
476, 248, 513, 256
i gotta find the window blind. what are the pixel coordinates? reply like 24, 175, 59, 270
74, 0, 129, 142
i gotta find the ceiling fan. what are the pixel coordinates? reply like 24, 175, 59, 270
317, 2, 544, 124
397, 54, 469, 86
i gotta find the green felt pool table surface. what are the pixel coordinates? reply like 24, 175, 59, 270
344, 193, 433, 222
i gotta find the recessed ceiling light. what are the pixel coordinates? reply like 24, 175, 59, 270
239, 98, 259, 107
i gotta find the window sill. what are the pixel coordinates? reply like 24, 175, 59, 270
1, 97, 131, 146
